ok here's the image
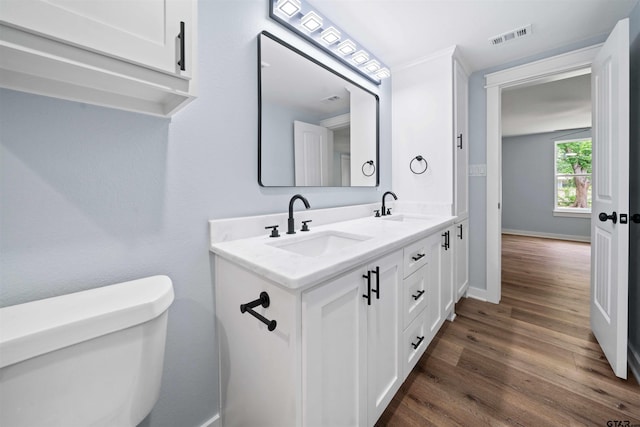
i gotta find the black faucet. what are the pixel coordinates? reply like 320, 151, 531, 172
287, 194, 310, 234
381, 191, 397, 216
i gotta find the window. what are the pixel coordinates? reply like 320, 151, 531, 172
554, 138, 592, 217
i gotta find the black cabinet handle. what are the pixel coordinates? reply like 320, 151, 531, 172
457, 133, 463, 149
458, 224, 463, 239
412, 253, 425, 262
411, 336, 425, 350
370, 266, 380, 300
598, 211, 617, 224
240, 292, 277, 331
362, 271, 372, 306
442, 231, 450, 250
632, 214, 640, 224
177, 21, 186, 71
412, 289, 425, 301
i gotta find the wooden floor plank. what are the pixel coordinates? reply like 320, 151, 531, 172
377, 235, 640, 426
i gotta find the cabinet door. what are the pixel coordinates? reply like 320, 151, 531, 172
366, 250, 403, 426
1, 0, 193, 76
454, 59, 469, 217
302, 269, 367, 427
426, 233, 443, 336
440, 226, 455, 319
455, 219, 469, 302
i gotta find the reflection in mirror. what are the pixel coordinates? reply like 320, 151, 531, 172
259, 32, 379, 187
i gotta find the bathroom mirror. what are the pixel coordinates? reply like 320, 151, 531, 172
259, 31, 379, 187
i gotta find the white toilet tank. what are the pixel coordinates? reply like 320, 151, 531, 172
0, 275, 174, 427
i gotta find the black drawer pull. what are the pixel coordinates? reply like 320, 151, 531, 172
411, 336, 425, 350
412, 290, 425, 301
411, 253, 425, 262
240, 292, 277, 331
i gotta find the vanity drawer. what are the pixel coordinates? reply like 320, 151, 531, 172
402, 308, 428, 380
403, 237, 429, 278
402, 264, 428, 329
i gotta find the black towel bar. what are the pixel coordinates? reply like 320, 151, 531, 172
240, 292, 277, 331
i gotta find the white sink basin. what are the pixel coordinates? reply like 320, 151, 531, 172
380, 214, 441, 223
268, 230, 372, 257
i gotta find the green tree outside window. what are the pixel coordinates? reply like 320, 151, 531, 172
555, 139, 592, 209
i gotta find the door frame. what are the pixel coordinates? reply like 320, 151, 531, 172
484, 44, 602, 303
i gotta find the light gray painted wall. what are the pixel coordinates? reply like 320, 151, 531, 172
0, 2, 391, 426
467, 34, 608, 292
502, 129, 591, 239
628, 1, 640, 374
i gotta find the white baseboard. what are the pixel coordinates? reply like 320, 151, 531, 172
200, 413, 221, 427
629, 343, 640, 383
502, 228, 591, 243
465, 286, 488, 302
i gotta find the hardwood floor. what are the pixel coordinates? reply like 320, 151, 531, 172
377, 234, 640, 427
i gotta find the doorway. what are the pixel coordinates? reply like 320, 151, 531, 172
484, 44, 602, 304
485, 18, 631, 379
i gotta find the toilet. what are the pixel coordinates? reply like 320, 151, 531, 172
0, 275, 174, 427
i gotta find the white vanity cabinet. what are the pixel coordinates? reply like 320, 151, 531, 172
303, 250, 402, 427
213, 217, 455, 427
0, 0, 196, 116
454, 218, 470, 302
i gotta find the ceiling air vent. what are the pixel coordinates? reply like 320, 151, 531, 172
489, 24, 532, 46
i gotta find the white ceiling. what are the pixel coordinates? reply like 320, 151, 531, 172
312, 0, 638, 72
501, 72, 592, 137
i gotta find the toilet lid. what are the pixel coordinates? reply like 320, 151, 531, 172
0, 275, 174, 368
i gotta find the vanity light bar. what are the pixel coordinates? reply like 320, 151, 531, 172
275, 0, 301, 17
337, 39, 356, 55
351, 50, 369, 65
300, 11, 323, 32
363, 60, 381, 73
320, 27, 341, 44
375, 68, 391, 79
269, 0, 390, 84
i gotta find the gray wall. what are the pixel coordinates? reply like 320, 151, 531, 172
0, 2, 392, 426
628, 1, 640, 375
502, 129, 591, 239
467, 34, 608, 292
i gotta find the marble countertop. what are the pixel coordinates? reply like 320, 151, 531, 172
210, 213, 455, 291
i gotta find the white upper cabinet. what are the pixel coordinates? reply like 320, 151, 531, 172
0, 0, 196, 116
454, 60, 469, 218
392, 47, 469, 217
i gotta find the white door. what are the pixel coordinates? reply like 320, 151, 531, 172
0, 0, 193, 76
294, 121, 333, 186
590, 18, 630, 379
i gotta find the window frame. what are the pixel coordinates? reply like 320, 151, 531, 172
553, 137, 592, 218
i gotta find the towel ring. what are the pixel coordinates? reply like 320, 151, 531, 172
410, 155, 428, 174
362, 160, 376, 177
